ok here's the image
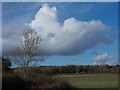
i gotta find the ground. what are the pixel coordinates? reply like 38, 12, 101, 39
55, 74, 118, 88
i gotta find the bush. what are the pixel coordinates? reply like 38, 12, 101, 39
2, 72, 73, 89
2, 57, 12, 72
2, 73, 27, 89
27, 75, 72, 89
20, 72, 72, 89
48, 77, 72, 88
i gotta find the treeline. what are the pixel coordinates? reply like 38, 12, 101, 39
2, 57, 120, 74
13, 65, 120, 75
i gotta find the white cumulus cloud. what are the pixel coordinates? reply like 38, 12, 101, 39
93, 53, 115, 65
27, 4, 113, 55
2, 3, 114, 56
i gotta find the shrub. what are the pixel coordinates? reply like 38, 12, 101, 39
20, 72, 72, 89
2, 73, 27, 89
2, 57, 11, 72
2, 72, 73, 89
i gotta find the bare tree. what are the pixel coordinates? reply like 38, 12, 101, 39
11, 30, 45, 68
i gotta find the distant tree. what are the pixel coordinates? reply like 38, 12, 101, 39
11, 30, 45, 68
2, 57, 11, 72
0, 57, 2, 72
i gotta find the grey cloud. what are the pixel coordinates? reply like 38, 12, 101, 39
70, 58, 79, 62
2, 23, 27, 56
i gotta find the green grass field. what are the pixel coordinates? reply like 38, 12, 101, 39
56, 74, 118, 88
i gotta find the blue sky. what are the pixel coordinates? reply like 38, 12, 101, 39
2, 2, 118, 66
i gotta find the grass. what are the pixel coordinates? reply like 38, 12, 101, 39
55, 74, 118, 88
3, 71, 119, 89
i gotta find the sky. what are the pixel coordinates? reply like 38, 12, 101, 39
2, 2, 118, 66
0, 2, 2, 57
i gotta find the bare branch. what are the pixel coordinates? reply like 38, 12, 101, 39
11, 30, 45, 67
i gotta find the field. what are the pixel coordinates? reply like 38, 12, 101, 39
56, 74, 118, 88
2, 58, 120, 89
